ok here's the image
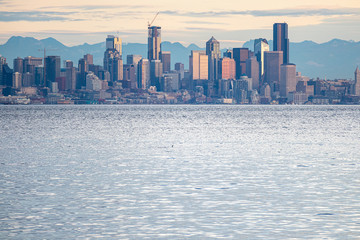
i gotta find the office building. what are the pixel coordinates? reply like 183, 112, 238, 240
123, 64, 137, 89
137, 59, 150, 89
254, 38, 269, 76
206, 36, 221, 96
104, 50, 123, 83
13, 57, 24, 74
220, 57, 236, 80
190, 50, 208, 81
264, 51, 283, 85
150, 60, 163, 90
83, 54, 93, 65
246, 57, 260, 90
106, 35, 122, 54
12, 72, 22, 89
273, 23, 289, 64
280, 63, 297, 98
127, 54, 142, 74
233, 48, 249, 78
45, 56, 60, 87
148, 26, 161, 61
160, 51, 171, 73
355, 66, 360, 96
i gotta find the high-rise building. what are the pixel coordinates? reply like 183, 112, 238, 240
123, 64, 137, 89
355, 66, 360, 96
150, 60, 163, 90
12, 72, 22, 89
220, 57, 236, 80
78, 58, 87, 89
160, 51, 171, 73
189, 50, 208, 81
24, 56, 42, 68
273, 23, 289, 64
104, 36, 122, 83
264, 51, 283, 85
246, 56, 260, 90
206, 36, 221, 96
104, 49, 123, 83
137, 59, 150, 89
148, 26, 161, 61
65, 61, 76, 90
254, 38, 269, 76
223, 49, 233, 59
13, 57, 24, 74
83, 54, 93, 65
45, 56, 60, 87
106, 35, 122, 54
233, 48, 249, 79
175, 63, 184, 80
127, 54, 142, 75
280, 63, 296, 98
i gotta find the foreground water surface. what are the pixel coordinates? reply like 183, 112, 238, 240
0, 105, 359, 239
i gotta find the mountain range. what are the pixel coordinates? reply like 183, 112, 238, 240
0, 36, 359, 79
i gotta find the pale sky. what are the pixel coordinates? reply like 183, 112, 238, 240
0, 0, 359, 47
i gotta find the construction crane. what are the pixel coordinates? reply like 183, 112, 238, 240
148, 12, 159, 27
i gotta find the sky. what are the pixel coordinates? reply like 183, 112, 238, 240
0, 0, 359, 48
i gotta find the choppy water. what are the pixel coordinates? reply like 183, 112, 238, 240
0, 105, 360, 239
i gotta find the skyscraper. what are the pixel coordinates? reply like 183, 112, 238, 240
254, 38, 269, 76
189, 50, 208, 81
45, 56, 60, 87
13, 57, 24, 74
137, 59, 150, 89
233, 48, 249, 79
264, 51, 283, 85
220, 57, 236, 80
273, 23, 289, 64
280, 64, 297, 98
160, 51, 171, 73
106, 35, 122, 54
246, 56, 260, 90
150, 60, 163, 90
355, 66, 360, 96
148, 26, 161, 61
206, 36, 221, 96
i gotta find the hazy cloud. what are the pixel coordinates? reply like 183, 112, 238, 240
163, 8, 360, 18
0, 11, 82, 22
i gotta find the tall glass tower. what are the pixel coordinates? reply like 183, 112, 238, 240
148, 26, 161, 61
273, 23, 289, 64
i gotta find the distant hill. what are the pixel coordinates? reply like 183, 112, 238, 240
0, 36, 359, 79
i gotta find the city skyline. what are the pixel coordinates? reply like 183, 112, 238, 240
0, 0, 359, 48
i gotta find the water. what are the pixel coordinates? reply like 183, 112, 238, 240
0, 105, 360, 239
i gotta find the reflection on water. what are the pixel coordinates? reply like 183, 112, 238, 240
0, 105, 360, 239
